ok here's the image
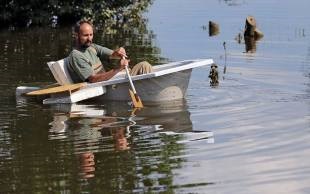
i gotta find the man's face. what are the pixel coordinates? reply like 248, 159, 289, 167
78, 23, 93, 48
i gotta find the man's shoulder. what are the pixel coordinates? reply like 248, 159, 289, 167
68, 49, 89, 65
90, 43, 100, 48
69, 48, 84, 58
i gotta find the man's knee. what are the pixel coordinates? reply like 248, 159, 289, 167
131, 61, 153, 76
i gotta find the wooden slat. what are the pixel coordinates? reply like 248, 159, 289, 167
26, 82, 87, 96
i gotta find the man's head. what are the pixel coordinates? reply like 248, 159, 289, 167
74, 19, 94, 48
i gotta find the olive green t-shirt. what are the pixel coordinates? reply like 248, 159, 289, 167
67, 44, 113, 83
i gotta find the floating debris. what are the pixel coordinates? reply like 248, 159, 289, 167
209, 63, 219, 86
209, 21, 220, 36
244, 36, 257, 53
235, 32, 243, 44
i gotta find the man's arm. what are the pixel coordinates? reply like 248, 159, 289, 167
93, 44, 126, 59
87, 58, 129, 83
88, 68, 122, 83
110, 47, 127, 58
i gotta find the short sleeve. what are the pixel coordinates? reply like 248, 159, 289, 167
92, 44, 113, 57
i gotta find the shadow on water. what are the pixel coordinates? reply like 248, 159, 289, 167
9, 99, 214, 193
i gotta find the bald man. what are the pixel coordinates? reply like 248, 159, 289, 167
67, 19, 153, 83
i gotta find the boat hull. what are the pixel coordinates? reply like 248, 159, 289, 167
99, 69, 192, 102
16, 59, 214, 104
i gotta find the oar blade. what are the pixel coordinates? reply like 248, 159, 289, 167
129, 89, 143, 108
26, 83, 86, 96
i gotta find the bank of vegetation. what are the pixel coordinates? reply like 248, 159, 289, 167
0, 0, 153, 28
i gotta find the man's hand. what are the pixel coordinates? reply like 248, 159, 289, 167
119, 58, 129, 70
111, 47, 127, 58
88, 58, 129, 83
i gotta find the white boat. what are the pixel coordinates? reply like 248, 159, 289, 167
16, 58, 214, 104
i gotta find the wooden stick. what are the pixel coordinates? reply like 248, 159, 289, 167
123, 57, 143, 108
26, 82, 87, 96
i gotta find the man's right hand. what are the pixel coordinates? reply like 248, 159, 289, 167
119, 58, 130, 70
111, 47, 127, 58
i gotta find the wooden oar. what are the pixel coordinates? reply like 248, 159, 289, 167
124, 59, 143, 108
26, 82, 87, 96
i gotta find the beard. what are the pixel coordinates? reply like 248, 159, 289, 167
78, 38, 92, 48
82, 41, 92, 48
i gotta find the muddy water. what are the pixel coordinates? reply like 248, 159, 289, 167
1, 0, 310, 193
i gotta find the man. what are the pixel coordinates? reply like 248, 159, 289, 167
67, 19, 152, 83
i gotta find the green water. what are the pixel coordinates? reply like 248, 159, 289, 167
1, 0, 310, 193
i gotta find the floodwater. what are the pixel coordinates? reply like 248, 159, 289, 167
1, 0, 310, 193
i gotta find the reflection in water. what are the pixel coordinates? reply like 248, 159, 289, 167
79, 152, 95, 179
78, 126, 131, 179
221, 0, 246, 6
244, 36, 257, 53
236, 33, 261, 53
49, 101, 214, 143
103, 100, 193, 132
49, 113, 68, 139
47, 101, 213, 188
49, 104, 133, 179
99, 125, 131, 155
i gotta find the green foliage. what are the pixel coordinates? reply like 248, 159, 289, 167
0, 0, 152, 28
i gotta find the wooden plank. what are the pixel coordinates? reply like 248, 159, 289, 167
43, 85, 105, 104
26, 82, 87, 96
